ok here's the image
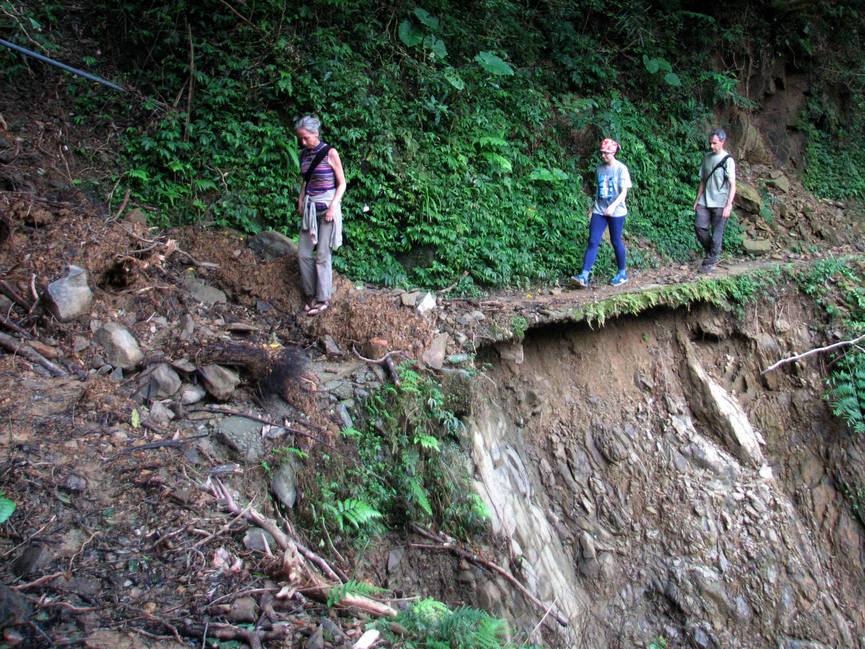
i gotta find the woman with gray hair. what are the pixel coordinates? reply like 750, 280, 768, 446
295, 115, 346, 315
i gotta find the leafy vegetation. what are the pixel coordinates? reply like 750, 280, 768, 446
305, 363, 487, 547
375, 598, 529, 649
0, 492, 15, 524
795, 257, 865, 436
4, 0, 863, 289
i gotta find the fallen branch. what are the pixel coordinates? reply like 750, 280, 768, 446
436, 270, 469, 295
12, 571, 65, 591
762, 333, 865, 374
113, 432, 209, 458
0, 330, 68, 376
113, 187, 131, 221
410, 525, 568, 628
182, 621, 291, 649
352, 344, 404, 386
211, 479, 396, 618
0, 314, 31, 338
0, 279, 31, 309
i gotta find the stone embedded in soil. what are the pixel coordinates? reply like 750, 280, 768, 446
62, 474, 87, 492
180, 272, 226, 305
180, 383, 207, 405
243, 527, 276, 552
199, 364, 240, 400
743, 238, 772, 254
147, 401, 175, 426
228, 597, 258, 623
422, 333, 449, 370
0, 583, 31, 625
322, 334, 343, 357
247, 230, 298, 261
140, 363, 182, 400
95, 322, 143, 369
400, 291, 421, 307
45, 264, 93, 321
271, 460, 298, 509
387, 547, 406, 574
417, 291, 436, 314
306, 626, 325, 649
214, 415, 264, 462
735, 180, 763, 214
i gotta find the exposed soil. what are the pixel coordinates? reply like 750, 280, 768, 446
1, 71, 864, 649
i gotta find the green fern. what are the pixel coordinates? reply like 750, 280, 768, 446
328, 498, 383, 532
327, 579, 388, 607
828, 352, 865, 434
379, 599, 510, 649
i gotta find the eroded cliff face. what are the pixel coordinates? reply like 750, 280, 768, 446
467, 294, 865, 648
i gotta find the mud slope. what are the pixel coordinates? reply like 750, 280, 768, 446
468, 294, 865, 648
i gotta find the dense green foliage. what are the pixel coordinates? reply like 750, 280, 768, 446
375, 598, 534, 649
3, 0, 863, 288
796, 258, 865, 435
305, 363, 487, 546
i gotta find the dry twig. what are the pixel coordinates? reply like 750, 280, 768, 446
0, 330, 68, 376
762, 333, 865, 374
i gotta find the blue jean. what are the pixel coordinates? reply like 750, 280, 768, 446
582, 213, 627, 273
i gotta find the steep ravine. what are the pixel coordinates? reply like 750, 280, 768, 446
466, 297, 865, 648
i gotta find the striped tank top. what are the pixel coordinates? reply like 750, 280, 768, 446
300, 142, 336, 197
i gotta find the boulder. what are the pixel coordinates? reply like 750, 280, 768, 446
742, 238, 772, 254
400, 291, 421, 307
766, 173, 790, 193
95, 322, 143, 369
734, 180, 763, 214
199, 365, 240, 400
247, 230, 297, 261
45, 265, 93, 321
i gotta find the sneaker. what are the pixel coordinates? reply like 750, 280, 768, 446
570, 271, 590, 288
610, 270, 629, 286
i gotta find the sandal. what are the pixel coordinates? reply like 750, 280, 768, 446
303, 300, 316, 313
307, 302, 329, 316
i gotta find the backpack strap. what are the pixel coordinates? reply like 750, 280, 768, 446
707, 154, 732, 186
302, 145, 332, 186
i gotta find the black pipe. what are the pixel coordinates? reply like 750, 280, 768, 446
0, 37, 126, 93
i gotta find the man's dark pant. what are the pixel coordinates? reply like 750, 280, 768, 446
694, 205, 727, 264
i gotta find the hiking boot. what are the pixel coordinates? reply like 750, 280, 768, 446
570, 271, 590, 288
610, 270, 629, 286
698, 262, 716, 274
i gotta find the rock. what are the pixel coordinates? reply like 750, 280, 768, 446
243, 528, 276, 552
199, 365, 240, 400
446, 353, 469, 365
0, 294, 12, 314
498, 340, 524, 365
85, 629, 186, 649
400, 291, 421, 307
416, 292, 436, 314
0, 583, 31, 626
306, 626, 324, 649
593, 427, 628, 464
214, 416, 264, 462
147, 401, 175, 426
95, 322, 143, 369
337, 402, 353, 430
322, 335, 342, 357
319, 618, 346, 643
735, 180, 763, 214
458, 310, 485, 326
141, 363, 181, 400
742, 238, 772, 254
72, 335, 90, 352
181, 272, 226, 305
387, 547, 406, 573
247, 230, 297, 261
11, 542, 50, 577
179, 314, 195, 340
767, 173, 790, 193
271, 461, 298, 509
579, 531, 597, 559
63, 474, 87, 492
352, 629, 380, 649
324, 379, 354, 400
180, 383, 207, 405
754, 333, 783, 389
227, 597, 258, 623
690, 625, 716, 649
45, 265, 93, 321
680, 334, 765, 468
422, 333, 449, 370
